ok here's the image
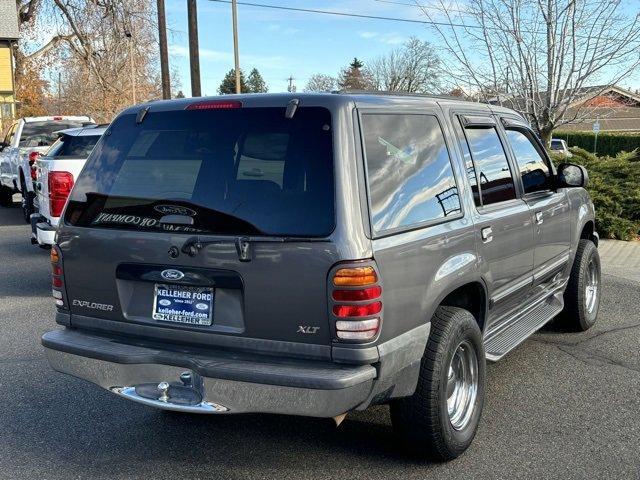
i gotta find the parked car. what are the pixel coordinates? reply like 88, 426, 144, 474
0, 116, 93, 222
41, 93, 600, 461
30, 125, 107, 248
550, 138, 573, 157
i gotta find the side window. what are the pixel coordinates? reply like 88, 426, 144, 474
452, 118, 481, 207
361, 113, 461, 235
463, 126, 517, 206
505, 129, 552, 194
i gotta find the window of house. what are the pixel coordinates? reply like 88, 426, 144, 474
505, 129, 553, 194
361, 113, 461, 234
463, 127, 517, 206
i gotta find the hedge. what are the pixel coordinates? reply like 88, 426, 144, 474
554, 131, 640, 158
550, 148, 640, 240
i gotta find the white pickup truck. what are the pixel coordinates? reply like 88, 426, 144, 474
0, 116, 93, 222
30, 125, 106, 247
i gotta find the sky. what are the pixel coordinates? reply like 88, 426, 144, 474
164, 0, 436, 95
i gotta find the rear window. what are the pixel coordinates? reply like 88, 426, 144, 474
65, 106, 334, 237
47, 134, 101, 158
20, 120, 87, 148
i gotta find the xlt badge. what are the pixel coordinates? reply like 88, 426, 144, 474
297, 326, 320, 334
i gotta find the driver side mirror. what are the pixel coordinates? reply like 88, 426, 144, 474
557, 162, 589, 188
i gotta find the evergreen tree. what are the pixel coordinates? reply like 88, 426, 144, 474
218, 69, 249, 94
247, 68, 268, 93
338, 58, 373, 91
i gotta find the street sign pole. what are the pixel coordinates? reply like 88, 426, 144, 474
592, 117, 600, 155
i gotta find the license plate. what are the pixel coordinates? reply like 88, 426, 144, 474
152, 284, 214, 326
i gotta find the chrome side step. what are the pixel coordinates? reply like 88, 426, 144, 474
484, 294, 564, 362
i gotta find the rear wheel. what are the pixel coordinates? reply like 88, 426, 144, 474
561, 239, 601, 331
20, 178, 34, 223
0, 187, 12, 207
390, 306, 485, 461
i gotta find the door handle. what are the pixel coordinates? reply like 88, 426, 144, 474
481, 226, 493, 243
535, 211, 543, 224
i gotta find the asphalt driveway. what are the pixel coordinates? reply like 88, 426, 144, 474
0, 203, 638, 479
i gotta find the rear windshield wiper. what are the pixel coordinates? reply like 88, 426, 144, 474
180, 235, 329, 261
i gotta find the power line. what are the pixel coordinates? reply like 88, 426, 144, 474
207, 0, 484, 30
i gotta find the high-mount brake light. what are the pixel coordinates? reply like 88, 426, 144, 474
53, 116, 63, 121
331, 263, 382, 342
333, 266, 377, 286
186, 100, 242, 110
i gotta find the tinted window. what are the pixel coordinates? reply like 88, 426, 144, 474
65, 107, 334, 237
47, 134, 101, 158
506, 129, 552, 194
362, 114, 461, 234
550, 139, 563, 151
453, 118, 481, 207
464, 127, 516, 205
19, 121, 87, 148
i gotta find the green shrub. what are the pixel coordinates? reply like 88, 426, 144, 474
554, 131, 640, 158
567, 148, 640, 240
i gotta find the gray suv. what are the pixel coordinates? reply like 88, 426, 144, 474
42, 93, 600, 460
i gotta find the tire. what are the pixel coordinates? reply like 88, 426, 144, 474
390, 306, 485, 461
0, 187, 12, 207
562, 239, 601, 331
20, 178, 34, 224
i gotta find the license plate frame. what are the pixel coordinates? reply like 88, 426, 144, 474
152, 284, 214, 326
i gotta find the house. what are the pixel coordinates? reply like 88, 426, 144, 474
558, 85, 640, 133
0, 1, 19, 131
489, 85, 640, 133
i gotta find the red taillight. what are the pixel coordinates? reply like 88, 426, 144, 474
331, 263, 382, 342
186, 100, 242, 110
332, 286, 381, 302
53, 116, 63, 121
333, 302, 382, 318
48, 171, 74, 217
51, 247, 64, 307
29, 151, 40, 180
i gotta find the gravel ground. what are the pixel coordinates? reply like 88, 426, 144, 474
0, 203, 638, 479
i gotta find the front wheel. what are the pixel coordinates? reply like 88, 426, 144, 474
390, 306, 485, 461
562, 239, 601, 331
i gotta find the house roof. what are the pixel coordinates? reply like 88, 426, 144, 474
0, 2, 19, 41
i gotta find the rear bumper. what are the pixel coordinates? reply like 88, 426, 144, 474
30, 213, 56, 246
42, 329, 377, 417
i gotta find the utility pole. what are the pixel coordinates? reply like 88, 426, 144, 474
287, 76, 296, 93
157, 0, 171, 99
187, 0, 201, 97
231, 0, 241, 94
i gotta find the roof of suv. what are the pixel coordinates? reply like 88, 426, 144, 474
55, 125, 108, 137
22, 116, 93, 123
121, 92, 525, 121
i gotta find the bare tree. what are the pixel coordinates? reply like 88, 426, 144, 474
304, 74, 337, 93
15, 0, 165, 121
418, 0, 640, 145
367, 37, 442, 93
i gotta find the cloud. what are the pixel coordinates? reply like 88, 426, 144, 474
266, 24, 300, 35
357, 31, 407, 45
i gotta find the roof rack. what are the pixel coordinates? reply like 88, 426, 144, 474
333, 89, 478, 101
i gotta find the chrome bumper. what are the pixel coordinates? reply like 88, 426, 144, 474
43, 329, 377, 417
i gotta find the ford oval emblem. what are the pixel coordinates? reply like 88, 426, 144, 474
154, 205, 197, 217
161, 269, 185, 281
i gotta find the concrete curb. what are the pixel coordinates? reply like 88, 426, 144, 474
598, 239, 640, 283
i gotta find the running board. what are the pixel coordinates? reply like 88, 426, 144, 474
484, 294, 564, 362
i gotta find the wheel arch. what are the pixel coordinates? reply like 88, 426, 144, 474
437, 280, 488, 334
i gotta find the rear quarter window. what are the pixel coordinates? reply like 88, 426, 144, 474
361, 113, 461, 235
